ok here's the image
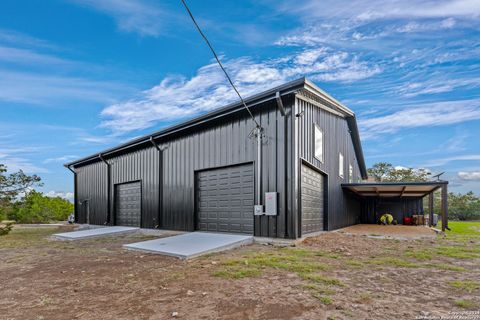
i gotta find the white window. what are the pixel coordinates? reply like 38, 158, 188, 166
314, 125, 323, 162
349, 164, 353, 183
339, 153, 344, 178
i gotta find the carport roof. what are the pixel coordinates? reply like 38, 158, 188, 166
342, 181, 448, 198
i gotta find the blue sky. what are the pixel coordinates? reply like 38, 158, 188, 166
1, 0, 479, 200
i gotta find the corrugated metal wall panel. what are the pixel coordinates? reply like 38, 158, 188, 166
295, 96, 362, 231
75, 161, 108, 225
73, 96, 296, 238
161, 100, 293, 237
109, 147, 160, 228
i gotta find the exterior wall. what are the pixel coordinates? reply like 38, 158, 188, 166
76, 162, 108, 225
294, 95, 362, 232
109, 147, 160, 228
160, 99, 295, 237
74, 97, 296, 238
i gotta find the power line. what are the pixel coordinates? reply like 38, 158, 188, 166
179, 0, 261, 129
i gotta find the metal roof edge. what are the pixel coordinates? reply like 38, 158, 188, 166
341, 181, 449, 186
65, 77, 306, 167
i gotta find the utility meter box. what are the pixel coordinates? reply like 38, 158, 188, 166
254, 205, 264, 215
265, 192, 278, 216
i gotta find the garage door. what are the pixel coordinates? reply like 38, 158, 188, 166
196, 164, 254, 234
301, 164, 324, 234
115, 181, 141, 227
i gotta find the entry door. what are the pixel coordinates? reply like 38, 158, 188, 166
301, 164, 325, 234
196, 164, 254, 234
115, 181, 141, 227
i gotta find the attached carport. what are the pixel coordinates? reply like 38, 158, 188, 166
342, 181, 449, 231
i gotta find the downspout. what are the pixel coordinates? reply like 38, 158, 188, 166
65, 165, 78, 223
150, 136, 162, 229
99, 154, 111, 225
276, 92, 288, 238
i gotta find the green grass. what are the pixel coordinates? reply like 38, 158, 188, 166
313, 294, 333, 305
435, 246, 480, 259
440, 221, 480, 238
370, 257, 421, 268
448, 280, 480, 293
299, 273, 344, 286
405, 249, 434, 261
454, 299, 477, 309
0, 227, 64, 248
212, 267, 262, 279
426, 263, 466, 272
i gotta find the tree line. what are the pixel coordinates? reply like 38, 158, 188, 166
368, 162, 480, 221
0, 164, 73, 223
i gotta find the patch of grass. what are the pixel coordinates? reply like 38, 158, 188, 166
405, 249, 434, 261
0, 227, 67, 248
425, 263, 466, 272
302, 284, 335, 295
370, 257, 421, 268
345, 260, 363, 268
441, 221, 480, 238
313, 294, 333, 305
454, 299, 477, 309
314, 250, 341, 259
436, 246, 480, 259
212, 267, 261, 279
357, 292, 373, 304
300, 273, 344, 286
448, 280, 480, 293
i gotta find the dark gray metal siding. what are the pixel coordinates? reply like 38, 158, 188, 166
196, 163, 254, 233
75, 162, 108, 225
295, 95, 362, 231
74, 98, 296, 238
361, 198, 424, 224
161, 99, 294, 237
109, 147, 160, 228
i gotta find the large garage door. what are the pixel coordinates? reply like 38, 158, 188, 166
115, 181, 141, 227
301, 164, 324, 234
196, 164, 254, 234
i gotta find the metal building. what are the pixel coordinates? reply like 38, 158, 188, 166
65, 78, 370, 239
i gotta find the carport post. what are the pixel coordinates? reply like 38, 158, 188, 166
441, 184, 448, 232
428, 192, 434, 227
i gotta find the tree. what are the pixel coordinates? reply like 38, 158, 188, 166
0, 164, 43, 221
10, 190, 74, 223
447, 191, 480, 221
0, 164, 42, 202
367, 162, 430, 182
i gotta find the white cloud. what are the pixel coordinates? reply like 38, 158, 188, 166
100, 50, 381, 134
458, 171, 480, 180
71, 0, 171, 36
275, 0, 480, 21
0, 69, 131, 105
43, 155, 78, 164
45, 191, 75, 202
422, 155, 480, 167
359, 99, 480, 139
397, 78, 480, 97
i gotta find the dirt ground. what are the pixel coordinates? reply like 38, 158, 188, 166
337, 224, 437, 240
1, 225, 479, 320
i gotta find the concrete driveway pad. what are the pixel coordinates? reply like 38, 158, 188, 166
53, 226, 139, 240
123, 232, 253, 259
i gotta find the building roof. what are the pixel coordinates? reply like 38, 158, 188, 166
65, 77, 367, 178
342, 181, 448, 198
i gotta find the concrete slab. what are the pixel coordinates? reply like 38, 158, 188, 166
124, 232, 253, 259
53, 226, 139, 240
